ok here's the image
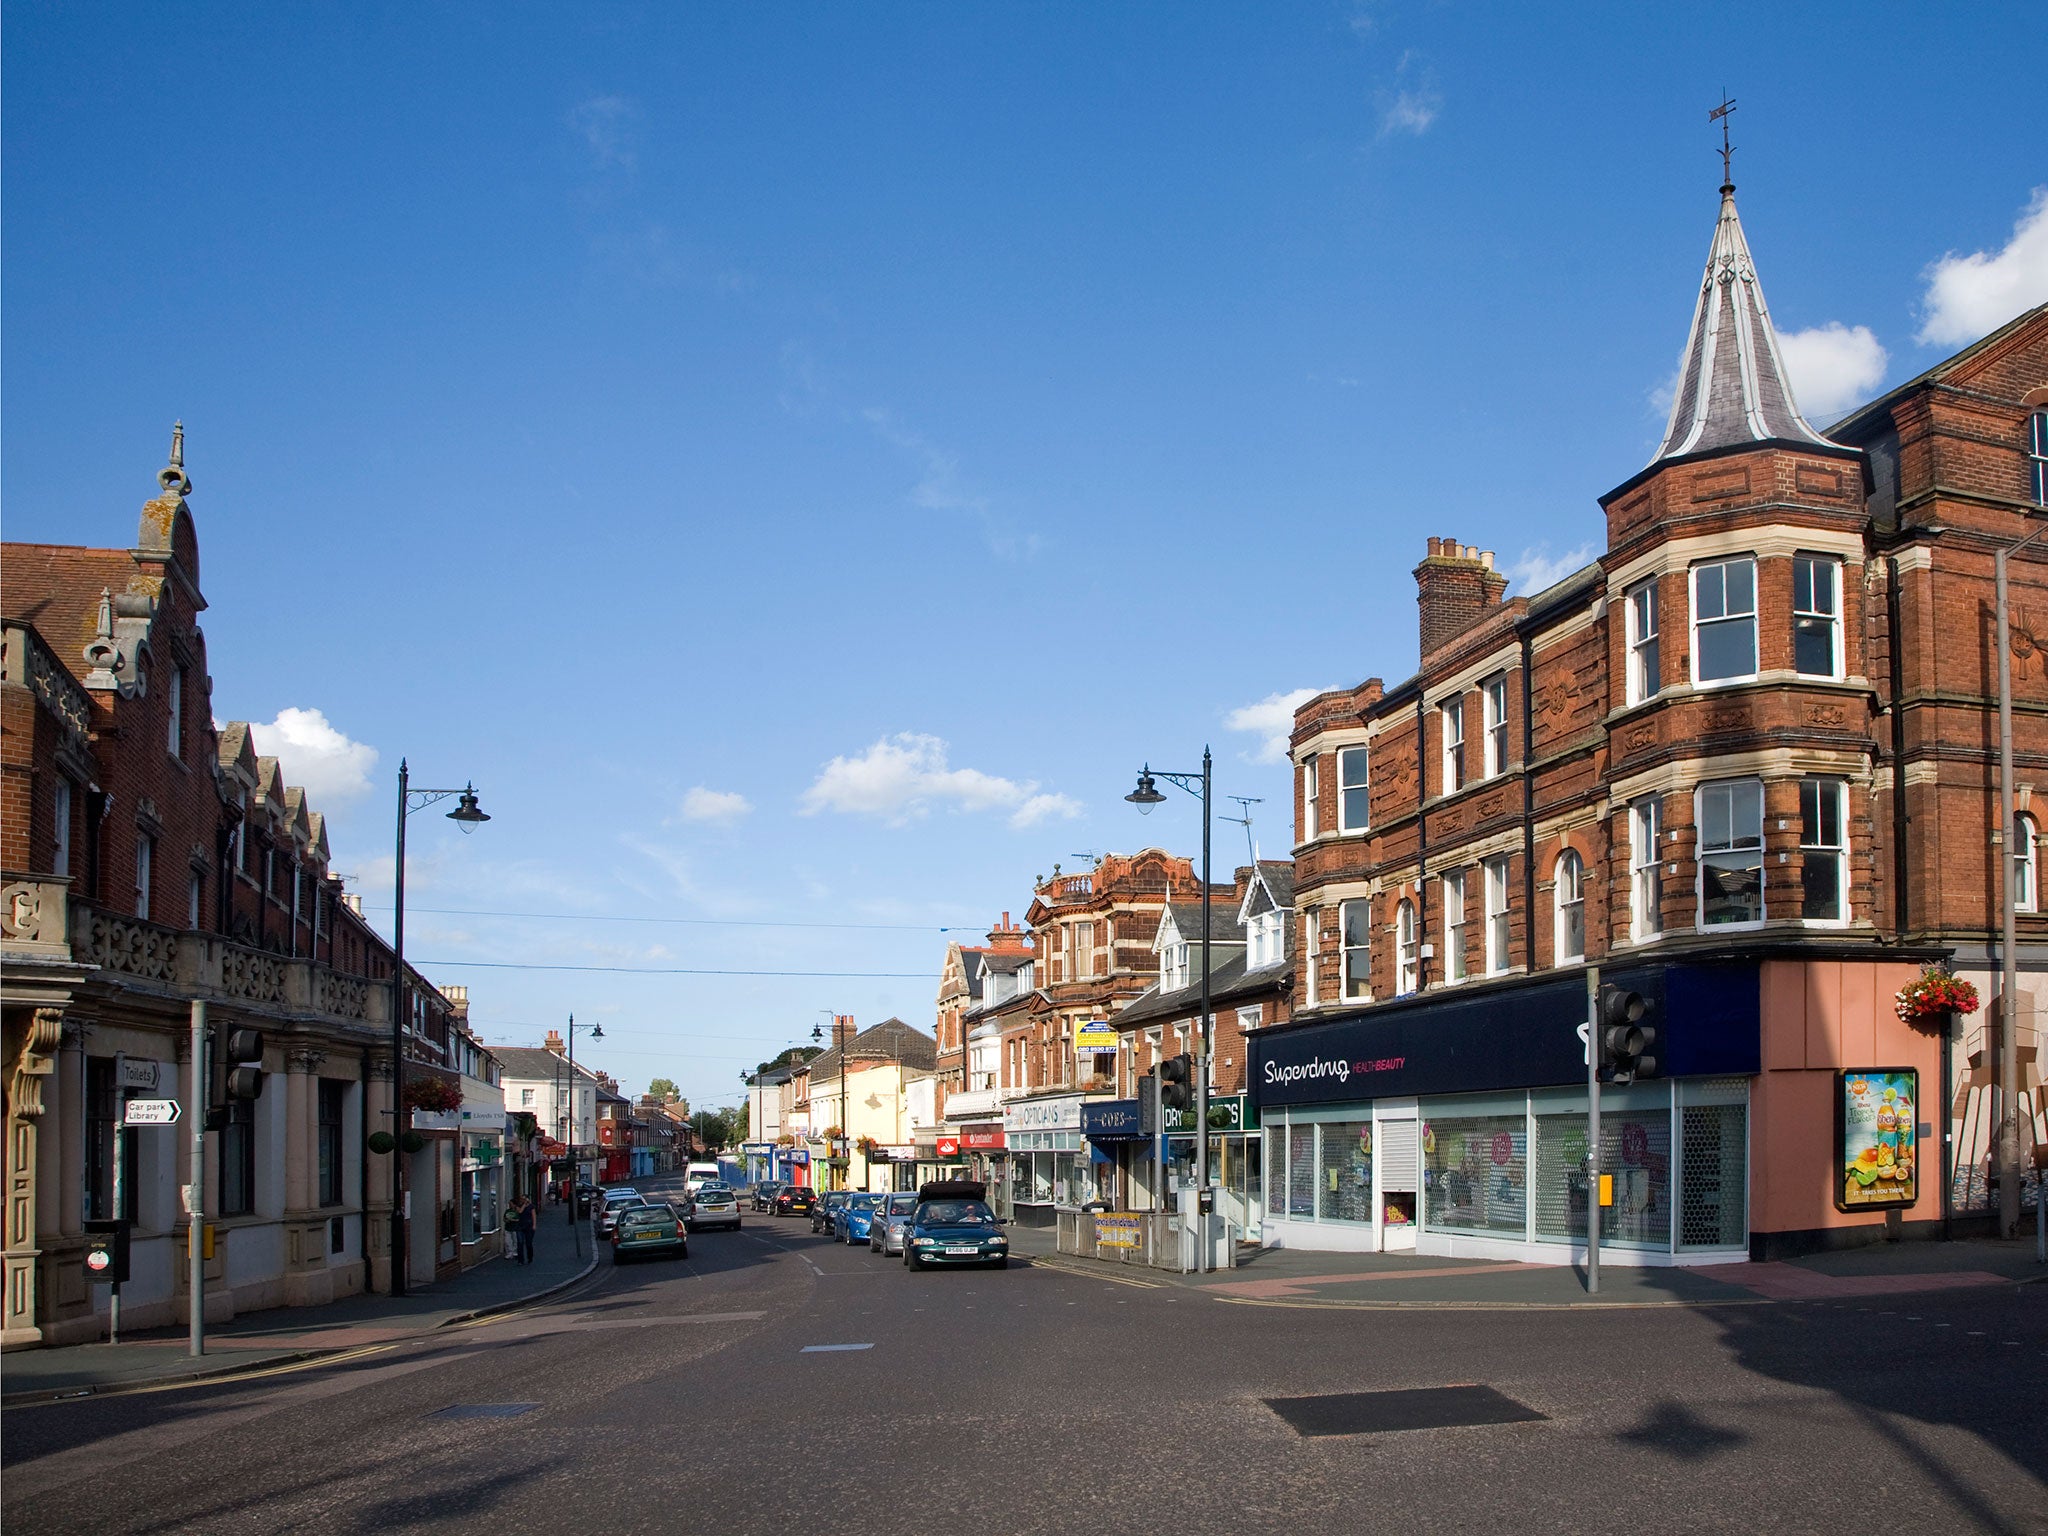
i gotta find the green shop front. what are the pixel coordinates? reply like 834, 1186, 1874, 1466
1247, 963, 1759, 1266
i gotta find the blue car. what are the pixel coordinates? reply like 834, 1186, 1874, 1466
834, 1192, 884, 1244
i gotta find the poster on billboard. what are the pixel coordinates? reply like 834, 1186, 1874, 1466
1835, 1069, 1918, 1212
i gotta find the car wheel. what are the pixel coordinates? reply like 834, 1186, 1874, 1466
906, 1251, 920, 1270
990, 1256, 1007, 1269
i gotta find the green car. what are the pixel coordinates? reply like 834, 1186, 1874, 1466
904, 1196, 1009, 1270
611, 1202, 689, 1263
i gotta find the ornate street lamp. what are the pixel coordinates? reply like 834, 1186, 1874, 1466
390, 762, 489, 1296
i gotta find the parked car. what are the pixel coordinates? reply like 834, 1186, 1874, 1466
611, 1202, 689, 1263
835, 1192, 885, 1245
774, 1186, 816, 1217
869, 1192, 919, 1255
687, 1185, 742, 1232
903, 1196, 1009, 1270
751, 1183, 782, 1212
810, 1191, 849, 1234
595, 1189, 647, 1238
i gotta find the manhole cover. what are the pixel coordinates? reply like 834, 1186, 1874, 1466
1264, 1384, 1545, 1438
434, 1403, 540, 1419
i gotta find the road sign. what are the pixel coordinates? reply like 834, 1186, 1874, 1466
123, 1098, 182, 1126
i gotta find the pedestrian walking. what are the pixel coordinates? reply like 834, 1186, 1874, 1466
510, 1193, 538, 1264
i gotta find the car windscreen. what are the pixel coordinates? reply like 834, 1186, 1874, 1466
884, 1195, 917, 1214
619, 1206, 674, 1224
847, 1195, 881, 1211
917, 1201, 995, 1226
696, 1190, 733, 1202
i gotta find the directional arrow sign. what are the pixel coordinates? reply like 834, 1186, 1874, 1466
123, 1099, 182, 1126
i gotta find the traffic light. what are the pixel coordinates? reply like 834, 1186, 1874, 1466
1159, 1054, 1193, 1113
1597, 984, 1660, 1082
224, 1028, 267, 1100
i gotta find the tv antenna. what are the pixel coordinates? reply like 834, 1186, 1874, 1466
1223, 796, 1263, 865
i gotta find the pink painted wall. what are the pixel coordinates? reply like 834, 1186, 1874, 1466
1752, 959, 1941, 1239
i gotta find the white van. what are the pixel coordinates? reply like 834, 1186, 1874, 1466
685, 1162, 721, 1193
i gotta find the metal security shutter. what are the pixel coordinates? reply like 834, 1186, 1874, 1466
1378, 1119, 1419, 1196
1679, 1101, 1748, 1248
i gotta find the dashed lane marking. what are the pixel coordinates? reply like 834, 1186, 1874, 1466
801, 1343, 873, 1353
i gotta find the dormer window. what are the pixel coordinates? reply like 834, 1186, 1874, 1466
1161, 941, 1190, 992
1247, 909, 1283, 970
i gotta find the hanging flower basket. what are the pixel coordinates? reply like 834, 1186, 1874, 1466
855, 1135, 881, 1158
400, 1129, 428, 1154
366, 1130, 396, 1155
402, 1076, 464, 1114
1894, 964, 1980, 1029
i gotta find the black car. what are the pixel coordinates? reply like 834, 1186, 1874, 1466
751, 1182, 782, 1213
773, 1185, 816, 1217
810, 1191, 849, 1234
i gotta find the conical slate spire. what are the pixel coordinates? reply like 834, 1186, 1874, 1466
1650, 186, 1840, 464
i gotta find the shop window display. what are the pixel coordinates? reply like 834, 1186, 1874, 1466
1422, 1115, 1527, 1237
1287, 1124, 1316, 1218
1316, 1121, 1374, 1223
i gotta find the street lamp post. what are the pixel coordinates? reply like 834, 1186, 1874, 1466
562, 1014, 603, 1244
1127, 748, 1215, 1264
390, 761, 489, 1297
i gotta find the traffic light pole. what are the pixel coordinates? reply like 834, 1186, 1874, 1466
1586, 966, 1600, 1296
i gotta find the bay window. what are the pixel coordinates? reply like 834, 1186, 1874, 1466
1483, 855, 1511, 973
1800, 778, 1848, 922
1302, 756, 1319, 840
1442, 870, 1467, 982
1338, 745, 1370, 832
1699, 779, 1765, 926
1630, 798, 1664, 941
1340, 899, 1371, 999
1692, 557, 1758, 683
1626, 580, 1661, 704
1442, 698, 1466, 793
1793, 556, 1841, 678
1395, 899, 1419, 995
1483, 675, 1509, 778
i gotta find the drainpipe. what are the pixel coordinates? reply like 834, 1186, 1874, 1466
1521, 629, 1538, 972
1416, 695, 1430, 989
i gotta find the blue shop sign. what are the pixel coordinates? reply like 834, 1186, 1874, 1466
1249, 961, 1762, 1109
1081, 1099, 1144, 1140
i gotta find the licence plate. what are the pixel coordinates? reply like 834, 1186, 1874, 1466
633, 1231, 667, 1242
944, 1246, 981, 1255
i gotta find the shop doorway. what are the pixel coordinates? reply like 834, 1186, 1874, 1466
1374, 1113, 1419, 1251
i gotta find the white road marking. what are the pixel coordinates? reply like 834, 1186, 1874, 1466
801, 1343, 873, 1353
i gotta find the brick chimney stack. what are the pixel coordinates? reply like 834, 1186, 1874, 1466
1414, 536, 1507, 657
543, 1028, 565, 1055
986, 911, 1031, 952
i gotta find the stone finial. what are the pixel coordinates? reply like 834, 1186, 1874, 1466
158, 421, 192, 497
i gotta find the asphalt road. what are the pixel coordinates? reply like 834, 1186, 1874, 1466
4, 1215, 2043, 1535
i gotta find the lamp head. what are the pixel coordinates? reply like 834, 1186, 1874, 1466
1126, 766, 1165, 814
590, 1023, 604, 1041
447, 784, 490, 834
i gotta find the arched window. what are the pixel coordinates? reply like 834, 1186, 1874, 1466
1554, 851, 1586, 963
2016, 813, 2039, 915
1395, 899, 1419, 995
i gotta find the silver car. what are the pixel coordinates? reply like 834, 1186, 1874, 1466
868, 1192, 919, 1255
595, 1188, 646, 1238
686, 1185, 742, 1232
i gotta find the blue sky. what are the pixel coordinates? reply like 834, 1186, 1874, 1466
7, 3, 2045, 1113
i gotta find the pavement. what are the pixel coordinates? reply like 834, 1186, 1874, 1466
1008, 1219, 2048, 1308
0, 1207, 603, 1405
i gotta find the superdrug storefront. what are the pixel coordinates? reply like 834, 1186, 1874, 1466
1247, 962, 1761, 1266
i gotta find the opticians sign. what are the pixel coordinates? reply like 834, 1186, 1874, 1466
1004, 1096, 1084, 1133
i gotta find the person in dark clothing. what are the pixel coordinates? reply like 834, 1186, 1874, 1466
509, 1194, 538, 1263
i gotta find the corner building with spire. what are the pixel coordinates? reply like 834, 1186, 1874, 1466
1259, 176, 2048, 1264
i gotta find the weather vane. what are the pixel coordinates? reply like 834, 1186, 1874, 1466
1709, 95, 1737, 190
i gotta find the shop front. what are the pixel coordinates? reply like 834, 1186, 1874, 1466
1003, 1095, 1094, 1227
1163, 1095, 1264, 1240
458, 1130, 505, 1266
1249, 961, 1763, 1265
1081, 1099, 1144, 1209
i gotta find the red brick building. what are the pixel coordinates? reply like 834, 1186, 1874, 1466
1267, 181, 2048, 1262
2, 431, 465, 1346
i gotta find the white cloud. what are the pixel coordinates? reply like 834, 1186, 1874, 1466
1225, 688, 1328, 765
567, 94, 637, 171
1778, 322, 1889, 420
1376, 52, 1441, 139
246, 707, 378, 805
1505, 542, 1599, 598
800, 733, 1080, 829
1917, 188, 2048, 348
676, 787, 752, 826
860, 408, 1038, 560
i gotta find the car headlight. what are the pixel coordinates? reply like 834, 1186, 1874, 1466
987, 1237, 1007, 1246
912, 1237, 936, 1247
